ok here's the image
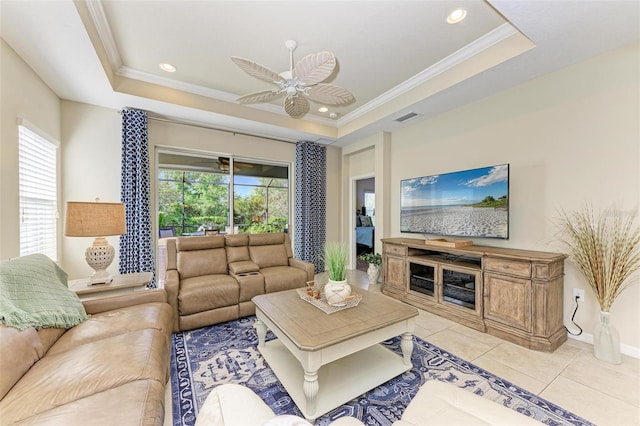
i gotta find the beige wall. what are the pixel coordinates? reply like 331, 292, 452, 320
343, 133, 391, 262
325, 145, 342, 244
344, 42, 640, 354
61, 101, 121, 278
0, 39, 61, 260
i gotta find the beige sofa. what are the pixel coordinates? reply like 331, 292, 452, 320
165, 233, 314, 332
0, 290, 173, 425
197, 381, 542, 425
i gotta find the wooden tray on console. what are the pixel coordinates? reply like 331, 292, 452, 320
424, 238, 473, 248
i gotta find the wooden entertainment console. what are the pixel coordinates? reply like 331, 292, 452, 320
381, 238, 567, 352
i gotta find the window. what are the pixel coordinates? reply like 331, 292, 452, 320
233, 161, 289, 234
18, 121, 58, 259
157, 168, 230, 235
364, 191, 375, 224
157, 151, 290, 235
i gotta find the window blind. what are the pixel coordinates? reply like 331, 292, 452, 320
18, 123, 58, 260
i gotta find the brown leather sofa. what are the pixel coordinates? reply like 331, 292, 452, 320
0, 290, 173, 425
165, 233, 315, 332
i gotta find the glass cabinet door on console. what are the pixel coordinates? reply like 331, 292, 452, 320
408, 261, 437, 301
440, 265, 482, 316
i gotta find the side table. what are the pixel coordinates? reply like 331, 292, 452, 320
68, 272, 153, 300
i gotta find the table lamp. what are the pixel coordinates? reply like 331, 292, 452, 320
65, 200, 126, 284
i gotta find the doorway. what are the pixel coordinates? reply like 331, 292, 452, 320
354, 176, 375, 272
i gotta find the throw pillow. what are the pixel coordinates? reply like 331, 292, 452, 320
0, 254, 89, 330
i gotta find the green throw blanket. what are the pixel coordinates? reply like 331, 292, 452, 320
0, 254, 89, 330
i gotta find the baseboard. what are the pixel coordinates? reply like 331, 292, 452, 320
567, 333, 640, 359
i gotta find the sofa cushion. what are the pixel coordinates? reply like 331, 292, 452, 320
47, 302, 173, 355
226, 245, 250, 263
0, 328, 169, 424
0, 325, 67, 400
248, 233, 285, 246
225, 234, 249, 263
37, 327, 67, 353
228, 261, 259, 274
0, 326, 39, 400
260, 266, 308, 293
177, 235, 225, 251
179, 275, 239, 315
178, 247, 228, 279
225, 234, 249, 247
9, 379, 166, 426
249, 244, 288, 268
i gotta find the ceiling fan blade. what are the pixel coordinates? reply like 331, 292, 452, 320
236, 90, 284, 104
283, 95, 309, 119
294, 51, 336, 86
306, 83, 354, 105
231, 57, 285, 84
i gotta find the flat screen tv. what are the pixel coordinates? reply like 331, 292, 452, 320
400, 164, 509, 239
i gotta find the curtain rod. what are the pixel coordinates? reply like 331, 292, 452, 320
145, 115, 298, 145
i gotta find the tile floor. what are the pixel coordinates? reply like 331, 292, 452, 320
165, 270, 640, 426
345, 269, 640, 426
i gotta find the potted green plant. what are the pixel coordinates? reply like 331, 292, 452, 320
556, 204, 640, 364
358, 252, 382, 285
323, 242, 350, 305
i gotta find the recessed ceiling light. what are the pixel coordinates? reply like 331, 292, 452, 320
159, 63, 176, 73
329, 112, 338, 119
318, 107, 329, 113
447, 8, 467, 24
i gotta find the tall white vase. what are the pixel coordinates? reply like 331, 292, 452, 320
324, 279, 351, 306
593, 311, 622, 364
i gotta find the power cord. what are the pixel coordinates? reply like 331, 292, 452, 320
564, 295, 583, 336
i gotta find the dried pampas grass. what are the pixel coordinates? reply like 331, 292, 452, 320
556, 205, 640, 312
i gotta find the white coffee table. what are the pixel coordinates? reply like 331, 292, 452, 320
252, 288, 418, 420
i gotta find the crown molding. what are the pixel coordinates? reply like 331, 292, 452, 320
116, 66, 337, 126
337, 23, 521, 127
85, 0, 122, 72
117, 66, 239, 102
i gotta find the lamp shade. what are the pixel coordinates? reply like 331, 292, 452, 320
65, 201, 126, 237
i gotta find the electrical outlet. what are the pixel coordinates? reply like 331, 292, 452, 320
573, 288, 585, 302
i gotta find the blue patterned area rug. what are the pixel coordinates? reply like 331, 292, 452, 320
170, 316, 592, 426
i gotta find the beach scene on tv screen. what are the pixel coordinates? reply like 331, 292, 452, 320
401, 164, 509, 239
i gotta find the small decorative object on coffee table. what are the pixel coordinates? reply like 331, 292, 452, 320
297, 287, 362, 314
322, 242, 351, 305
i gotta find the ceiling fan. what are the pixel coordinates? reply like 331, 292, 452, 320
231, 40, 354, 119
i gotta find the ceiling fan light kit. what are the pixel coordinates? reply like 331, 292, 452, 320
231, 40, 354, 119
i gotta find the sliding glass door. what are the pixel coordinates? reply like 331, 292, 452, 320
157, 151, 289, 236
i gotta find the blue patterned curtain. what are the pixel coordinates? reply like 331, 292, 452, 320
119, 108, 155, 287
295, 141, 326, 273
